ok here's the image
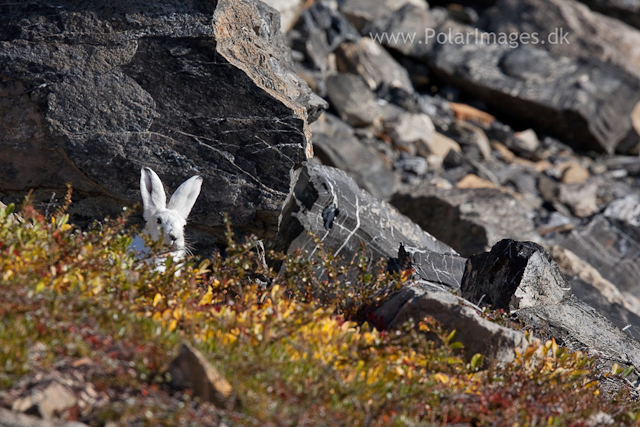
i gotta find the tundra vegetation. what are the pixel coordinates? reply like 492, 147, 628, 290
1, 197, 639, 426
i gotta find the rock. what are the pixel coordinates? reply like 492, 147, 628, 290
482, 0, 640, 81
0, 408, 88, 427
449, 102, 496, 128
517, 297, 640, 371
513, 129, 540, 154
560, 162, 590, 185
260, 0, 305, 33
461, 239, 640, 371
0, 0, 327, 244
385, 113, 435, 152
557, 181, 599, 218
395, 156, 429, 178
292, 0, 360, 72
537, 212, 576, 236
368, 4, 640, 153
461, 240, 569, 310
374, 282, 529, 363
339, 0, 427, 31
562, 215, 640, 297
325, 73, 383, 127
415, 132, 461, 158
456, 174, 498, 190
449, 121, 492, 160
335, 37, 413, 92
169, 343, 237, 409
604, 194, 640, 227
391, 186, 541, 257
602, 156, 640, 176
394, 244, 467, 290
12, 382, 77, 421
491, 142, 516, 163
551, 245, 640, 342
576, 0, 640, 29
268, 163, 456, 266
376, 85, 456, 129
310, 114, 397, 200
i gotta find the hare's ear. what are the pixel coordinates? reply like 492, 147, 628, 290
140, 167, 167, 217
167, 175, 203, 220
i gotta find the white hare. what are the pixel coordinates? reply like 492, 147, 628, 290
131, 167, 202, 272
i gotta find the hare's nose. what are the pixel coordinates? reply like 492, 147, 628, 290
169, 233, 177, 241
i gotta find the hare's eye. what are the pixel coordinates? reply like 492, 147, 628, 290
156, 218, 162, 225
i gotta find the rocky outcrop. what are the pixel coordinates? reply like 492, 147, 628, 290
552, 245, 640, 342
391, 186, 540, 257
0, 0, 326, 241
461, 240, 640, 371
267, 163, 455, 265
367, 4, 640, 153
561, 215, 640, 297
374, 282, 530, 363
310, 114, 398, 200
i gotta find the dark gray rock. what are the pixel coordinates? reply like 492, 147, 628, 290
395, 244, 467, 290
292, 0, 360, 72
461, 239, 640, 372
368, 4, 640, 153
562, 215, 640, 297
482, 0, 640, 81
325, 73, 384, 127
268, 163, 455, 265
0, 0, 326, 242
461, 240, 569, 310
374, 282, 529, 363
310, 113, 398, 200
552, 245, 640, 343
391, 186, 541, 257
339, 0, 428, 32
335, 37, 413, 92
516, 297, 640, 370
605, 194, 640, 227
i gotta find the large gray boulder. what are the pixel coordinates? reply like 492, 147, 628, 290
391, 186, 541, 257
482, 0, 640, 81
461, 239, 640, 372
374, 282, 529, 363
0, 0, 326, 240
562, 215, 640, 298
268, 163, 455, 265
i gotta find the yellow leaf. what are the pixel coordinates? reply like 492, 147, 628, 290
152, 293, 163, 307
198, 287, 213, 306
168, 319, 178, 332
61, 224, 71, 232
433, 373, 449, 384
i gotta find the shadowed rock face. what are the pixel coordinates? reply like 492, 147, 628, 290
462, 239, 640, 373
0, 0, 326, 242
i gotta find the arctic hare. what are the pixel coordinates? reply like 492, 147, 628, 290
133, 167, 202, 271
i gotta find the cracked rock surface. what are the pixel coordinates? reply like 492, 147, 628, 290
267, 163, 455, 265
0, 0, 326, 242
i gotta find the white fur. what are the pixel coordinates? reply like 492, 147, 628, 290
137, 167, 202, 271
